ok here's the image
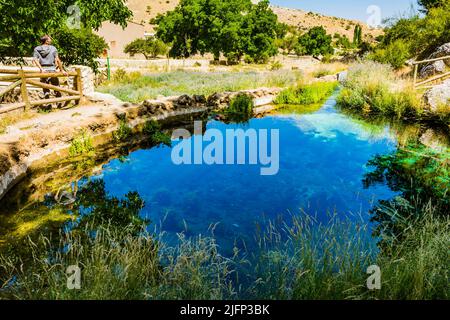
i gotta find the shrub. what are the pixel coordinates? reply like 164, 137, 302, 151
112, 68, 128, 82
380, 3, 450, 59
335, 34, 353, 49
113, 120, 132, 142
313, 68, 333, 78
227, 94, 254, 116
269, 61, 283, 71
53, 27, 108, 72
220, 94, 255, 123
368, 39, 410, 70
69, 130, 94, 157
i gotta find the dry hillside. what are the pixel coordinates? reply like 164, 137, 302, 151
127, 0, 382, 39
98, 0, 382, 58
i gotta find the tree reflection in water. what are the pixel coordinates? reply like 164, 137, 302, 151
363, 142, 450, 243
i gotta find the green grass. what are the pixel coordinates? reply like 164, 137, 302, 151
0, 224, 235, 300
0, 204, 447, 300
248, 206, 449, 300
112, 120, 132, 142
221, 94, 255, 123
69, 130, 94, 157
97, 70, 304, 103
336, 61, 426, 120
312, 68, 334, 78
274, 81, 339, 105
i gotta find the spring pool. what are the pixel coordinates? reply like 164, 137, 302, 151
0, 95, 400, 254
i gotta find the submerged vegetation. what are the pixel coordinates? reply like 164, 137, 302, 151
274, 81, 338, 105
142, 120, 172, 147
364, 143, 450, 241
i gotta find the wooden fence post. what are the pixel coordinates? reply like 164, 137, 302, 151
413, 64, 418, 88
18, 69, 31, 110
75, 68, 87, 105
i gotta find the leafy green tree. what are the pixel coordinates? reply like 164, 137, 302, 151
124, 37, 170, 59
53, 27, 107, 71
153, 0, 245, 60
153, 0, 282, 64
239, 0, 280, 63
278, 34, 299, 55
295, 27, 333, 57
0, 0, 132, 69
378, 1, 450, 60
418, 0, 447, 12
336, 34, 353, 49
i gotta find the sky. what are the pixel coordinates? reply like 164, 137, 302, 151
270, 0, 419, 24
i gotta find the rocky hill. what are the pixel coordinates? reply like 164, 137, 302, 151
126, 0, 382, 40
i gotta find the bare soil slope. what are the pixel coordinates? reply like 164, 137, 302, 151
127, 0, 382, 39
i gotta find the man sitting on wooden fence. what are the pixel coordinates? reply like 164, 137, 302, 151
32, 35, 68, 103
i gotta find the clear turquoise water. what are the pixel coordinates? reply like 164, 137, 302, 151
87, 96, 398, 253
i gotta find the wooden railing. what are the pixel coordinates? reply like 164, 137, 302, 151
0, 68, 84, 114
413, 55, 450, 90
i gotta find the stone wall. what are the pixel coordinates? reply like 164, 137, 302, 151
69, 65, 95, 95
97, 58, 211, 71
140, 87, 282, 116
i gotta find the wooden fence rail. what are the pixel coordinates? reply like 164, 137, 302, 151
0, 68, 84, 115
413, 55, 450, 90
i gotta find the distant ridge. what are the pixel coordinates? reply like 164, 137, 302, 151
125, 0, 382, 40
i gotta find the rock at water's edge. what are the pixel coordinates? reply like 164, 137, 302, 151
424, 79, 450, 111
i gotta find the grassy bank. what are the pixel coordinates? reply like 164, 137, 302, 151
97, 70, 303, 103
0, 205, 447, 300
337, 61, 426, 120
337, 61, 450, 126
274, 81, 339, 106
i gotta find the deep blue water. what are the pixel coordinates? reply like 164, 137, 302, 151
90, 97, 398, 253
